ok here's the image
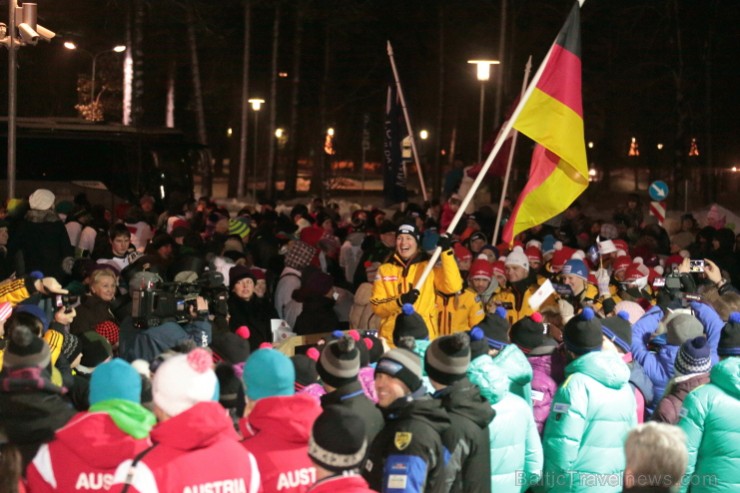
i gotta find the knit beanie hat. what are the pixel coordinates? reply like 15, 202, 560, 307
612, 255, 632, 276
614, 300, 645, 325
61, 332, 83, 363
229, 265, 256, 292
3, 325, 51, 369
364, 334, 384, 363
550, 243, 575, 272
292, 349, 320, 391
347, 330, 370, 367
475, 307, 510, 350
563, 307, 603, 355
293, 267, 334, 302
80, 331, 113, 368
718, 312, 740, 356
425, 333, 471, 386
665, 312, 704, 346
393, 304, 429, 346
469, 254, 493, 281
309, 406, 367, 473
317, 333, 360, 388
243, 348, 295, 400
542, 235, 556, 256
153, 348, 217, 417
674, 336, 711, 376
623, 260, 650, 283
562, 259, 589, 281
469, 231, 487, 244
468, 327, 488, 359
14, 304, 50, 331
284, 240, 316, 270
29, 188, 55, 211
511, 312, 546, 352
453, 243, 472, 264
492, 260, 505, 278
397, 223, 420, 244
525, 245, 543, 264
505, 246, 529, 271
95, 320, 120, 346
375, 348, 423, 393
90, 359, 142, 405
228, 216, 251, 239
601, 311, 632, 353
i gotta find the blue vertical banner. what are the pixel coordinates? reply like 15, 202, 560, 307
384, 84, 407, 205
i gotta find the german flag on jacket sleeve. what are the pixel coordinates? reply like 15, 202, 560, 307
503, 1, 588, 243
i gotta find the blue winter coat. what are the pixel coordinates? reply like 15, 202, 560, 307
468, 354, 542, 493
537, 351, 637, 493
678, 357, 740, 493
631, 304, 722, 408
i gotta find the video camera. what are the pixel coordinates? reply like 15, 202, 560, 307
55, 294, 79, 313
131, 270, 228, 329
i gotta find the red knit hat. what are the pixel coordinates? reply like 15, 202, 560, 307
453, 243, 472, 264
612, 255, 632, 275
492, 260, 506, 278
612, 239, 629, 255
299, 225, 324, 247
623, 260, 650, 283
525, 245, 542, 263
469, 255, 493, 281
550, 243, 576, 272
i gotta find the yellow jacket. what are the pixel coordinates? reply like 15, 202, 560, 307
436, 288, 485, 337
371, 249, 463, 342
0, 278, 33, 306
488, 279, 556, 325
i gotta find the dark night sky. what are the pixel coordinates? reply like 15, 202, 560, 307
1, 0, 739, 182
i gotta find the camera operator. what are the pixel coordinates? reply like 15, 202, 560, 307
117, 272, 213, 363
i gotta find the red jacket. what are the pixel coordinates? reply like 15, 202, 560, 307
308, 474, 375, 493
26, 412, 151, 493
109, 402, 260, 493
240, 394, 322, 493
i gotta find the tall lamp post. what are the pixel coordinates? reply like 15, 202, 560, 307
248, 98, 265, 200
64, 42, 126, 103
467, 59, 500, 164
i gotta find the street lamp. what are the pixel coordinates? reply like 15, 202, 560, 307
64, 42, 126, 103
248, 98, 265, 200
468, 59, 500, 163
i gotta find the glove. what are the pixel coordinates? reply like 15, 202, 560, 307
437, 234, 452, 252
35, 277, 68, 295
400, 288, 420, 306
557, 299, 575, 325
596, 268, 611, 297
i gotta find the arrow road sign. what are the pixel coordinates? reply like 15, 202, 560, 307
649, 180, 669, 201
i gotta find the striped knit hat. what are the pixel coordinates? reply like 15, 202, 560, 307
317, 332, 360, 388
424, 333, 471, 386
228, 216, 251, 239
375, 348, 422, 393
674, 336, 711, 377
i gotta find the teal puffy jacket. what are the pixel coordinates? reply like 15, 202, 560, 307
678, 357, 740, 493
491, 344, 533, 405
538, 351, 636, 493
468, 354, 543, 493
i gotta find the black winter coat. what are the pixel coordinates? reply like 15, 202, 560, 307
320, 380, 385, 446
292, 297, 340, 335
70, 294, 116, 336
9, 210, 74, 281
434, 378, 495, 493
363, 390, 450, 493
227, 294, 277, 348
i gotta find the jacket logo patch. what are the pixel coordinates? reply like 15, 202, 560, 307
382, 276, 398, 282
553, 403, 569, 414
394, 432, 412, 451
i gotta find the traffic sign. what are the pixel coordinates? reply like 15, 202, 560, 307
649, 180, 669, 201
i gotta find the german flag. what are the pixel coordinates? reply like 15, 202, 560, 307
502, 2, 588, 243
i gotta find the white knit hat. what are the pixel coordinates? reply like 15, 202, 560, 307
152, 348, 217, 417
29, 189, 55, 211
505, 246, 529, 271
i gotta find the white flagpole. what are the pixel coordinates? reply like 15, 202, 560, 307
412, 3, 579, 292
387, 41, 429, 203
492, 55, 533, 244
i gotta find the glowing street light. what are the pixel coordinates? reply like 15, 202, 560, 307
468, 59, 500, 163
64, 42, 127, 103
247, 98, 266, 198
275, 128, 284, 138
420, 129, 429, 140
657, 143, 664, 150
